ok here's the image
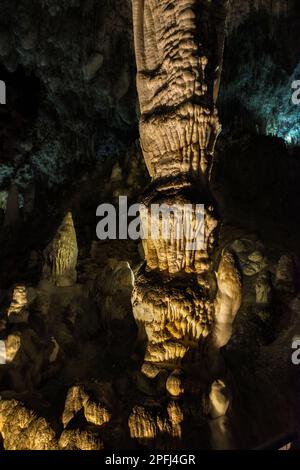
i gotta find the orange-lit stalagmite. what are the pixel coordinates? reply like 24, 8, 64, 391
131, 0, 242, 445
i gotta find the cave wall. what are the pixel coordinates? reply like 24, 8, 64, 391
0, 0, 136, 189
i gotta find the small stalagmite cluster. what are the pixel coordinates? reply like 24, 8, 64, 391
131, 0, 242, 441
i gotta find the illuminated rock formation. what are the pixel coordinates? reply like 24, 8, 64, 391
129, 406, 158, 442
131, 0, 240, 381
128, 401, 183, 444
42, 211, 78, 287
210, 251, 242, 350
0, 399, 57, 450
275, 254, 296, 293
59, 429, 103, 450
3, 333, 21, 363
62, 385, 111, 429
207, 379, 233, 449
4, 184, 20, 228
132, 0, 226, 178
7, 285, 36, 324
62, 385, 89, 429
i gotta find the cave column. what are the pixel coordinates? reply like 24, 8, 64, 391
131, 0, 241, 385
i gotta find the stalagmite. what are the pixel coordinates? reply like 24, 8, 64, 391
275, 254, 296, 293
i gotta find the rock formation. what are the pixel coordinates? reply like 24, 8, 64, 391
0, 399, 57, 450
130, 0, 242, 448
0, 0, 298, 452
3, 184, 20, 228
43, 212, 78, 287
131, 0, 240, 376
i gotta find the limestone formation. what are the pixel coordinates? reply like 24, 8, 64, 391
167, 400, 184, 427
49, 337, 60, 363
0, 340, 5, 365
255, 272, 272, 305
207, 380, 233, 450
275, 254, 296, 293
4, 184, 20, 228
94, 259, 135, 324
62, 385, 111, 429
131, 0, 240, 383
62, 385, 89, 428
166, 370, 184, 397
211, 251, 242, 349
43, 212, 78, 287
128, 406, 157, 441
208, 379, 231, 419
59, 429, 103, 450
157, 401, 184, 440
132, 0, 225, 178
243, 250, 267, 277
0, 399, 57, 450
140, 104, 221, 177
128, 403, 183, 444
4, 333, 21, 363
133, 271, 214, 365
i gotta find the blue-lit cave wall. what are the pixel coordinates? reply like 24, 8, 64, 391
220, 6, 300, 145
